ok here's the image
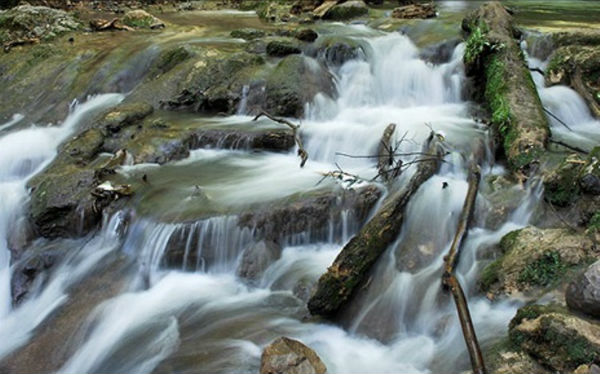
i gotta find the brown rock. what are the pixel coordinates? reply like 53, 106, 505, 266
391, 3, 436, 19
260, 337, 327, 374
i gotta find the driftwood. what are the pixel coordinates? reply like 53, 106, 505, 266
441, 155, 486, 374
308, 132, 446, 317
90, 18, 134, 32
377, 123, 397, 182
253, 111, 308, 167
3, 38, 40, 53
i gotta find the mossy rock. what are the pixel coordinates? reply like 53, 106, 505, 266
264, 54, 335, 117
484, 337, 550, 374
323, 1, 369, 21
0, 5, 80, 44
543, 154, 585, 206
152, 45, 193, 76
509, 304, 600, 372
479, 226, 596, 298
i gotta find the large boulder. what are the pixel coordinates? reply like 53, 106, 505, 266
0, 5, 80, 44
479, 226, 597, 298
260, 337, 327, 374
264, 55, 336, 117
509, 304, 600, 372
567, 260, 600, 318
322, 0, 368, 21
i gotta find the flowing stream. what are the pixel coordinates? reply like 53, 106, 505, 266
0, 20, 594, 374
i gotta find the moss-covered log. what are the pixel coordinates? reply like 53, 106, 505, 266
307, 133, 445, 317
463, 2, 549, 175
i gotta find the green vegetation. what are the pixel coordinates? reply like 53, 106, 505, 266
479, 258, 501, 291
588, 212, 600, 233
518, 251, 566, 287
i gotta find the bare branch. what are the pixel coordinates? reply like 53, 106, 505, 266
253, 110, 307, 167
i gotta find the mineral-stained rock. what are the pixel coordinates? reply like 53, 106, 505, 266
567, 260, 600, 318
260, 337, 327, 374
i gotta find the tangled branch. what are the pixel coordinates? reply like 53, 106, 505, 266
253, 111, 308, 167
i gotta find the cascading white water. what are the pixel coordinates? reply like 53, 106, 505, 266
2, 31, 547, 374
524, 42, 600, 151
0, 94, 124, 357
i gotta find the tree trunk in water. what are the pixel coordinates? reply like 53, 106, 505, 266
308, 132, 445, 317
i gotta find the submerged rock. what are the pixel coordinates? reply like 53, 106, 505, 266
230, 28, 266, 41
260, 337, 327, 374
479, 226, 597, 298
295, 28, 318, 43
237, 240, 282, 282
567, 260, 600, 318
509, 304, 600, 372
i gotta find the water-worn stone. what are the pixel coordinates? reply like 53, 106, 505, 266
509, 304, 600, 372
323, 0, 368, 21
295, 29, 318, 43
479, 226, 597, 298
313, 37, 365, 66
260, 337, 327, 374
237, 240, 282, 281
567, 260, 600, 318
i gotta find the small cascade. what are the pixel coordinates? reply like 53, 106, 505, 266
524, 41, 600, 151
237, 84, 250, 115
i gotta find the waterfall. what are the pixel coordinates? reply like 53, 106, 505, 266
0, 30, 547, 374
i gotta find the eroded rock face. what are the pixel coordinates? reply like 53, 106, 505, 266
479, 226, 597, 298
567, 260, 600, 318
260, 337, 327, 374
509, 304, 600, 372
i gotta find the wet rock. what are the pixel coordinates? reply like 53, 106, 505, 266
479, 226, 597, 298
239, 185, 381, 243
391, 3, 436, 19
509, 304, 600, 372
0, 5, 80, 44
266, 40, 302, 57
567, 260, 600, 318
419, 38, 460, 64
230, 28, 266, 41
237, 240, 282, 282
546, 44, 600, 117
260, 337, 327, 374
295, 29, 318, 43
323, 0, 368, 21
256, 1, 294, 23
152, 46, 193, 76
165, 51, 266, 115
191, 128, 295, 152
486, 344, 550, 374
10, 246, 61, 304
312, 37, 365, 66
544, 149, 600, 207
264, 55, 335, 117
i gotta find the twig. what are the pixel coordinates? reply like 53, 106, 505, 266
253, 110, 307, 167
549, 139, 589, 154
543, 107, 573, 132
529, 67, 545, 77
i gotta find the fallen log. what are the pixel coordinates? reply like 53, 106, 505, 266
253, 111, 308, 167
90, 18, 134, 32
307, 131, 445, 317
441, 155, 486, 374
463, 2, 549, 175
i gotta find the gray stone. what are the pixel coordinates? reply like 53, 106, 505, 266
237, 240, 282, 281
567, 260, 600, 318
260, 337, 327, 374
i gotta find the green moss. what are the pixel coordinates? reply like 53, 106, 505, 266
464, 24, 489, 66
154, 46, 191, 75
480, 258, 501, 291
499, 229, 521, 252
518, 251, 567, 287
544, 156, 583, 206
588, 212, 600, 233
484, 55, 512, 140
